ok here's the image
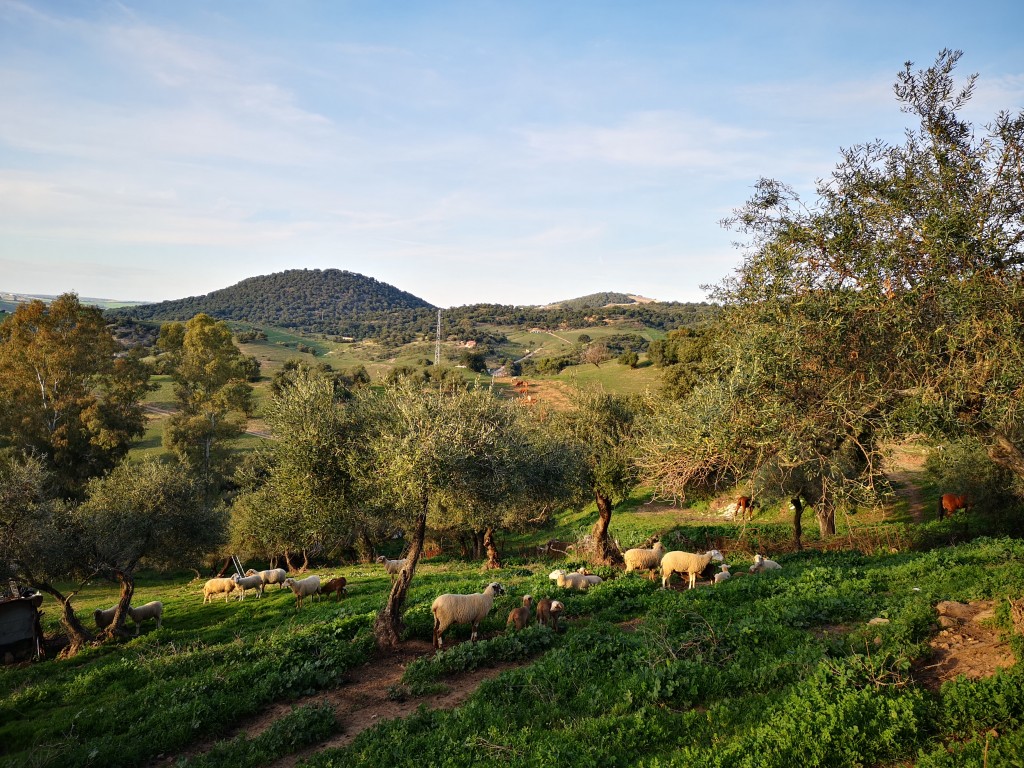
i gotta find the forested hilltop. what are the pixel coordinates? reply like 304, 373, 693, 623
109, 267, 718, 344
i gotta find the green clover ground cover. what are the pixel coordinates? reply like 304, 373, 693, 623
3, 539, 1024, 768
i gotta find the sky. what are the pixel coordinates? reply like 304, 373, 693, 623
1, 1, 1022, 308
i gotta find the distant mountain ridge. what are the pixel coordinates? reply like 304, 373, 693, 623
110, 268, 436, 336
544, 292, 656, 310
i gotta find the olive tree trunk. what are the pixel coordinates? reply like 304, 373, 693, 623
591, 490, 624, 566
791, 497, 804, 551
483, 527, 502, 570
816, 502, 836, 537
374, 507, 427, 650
35, 582, 93, 655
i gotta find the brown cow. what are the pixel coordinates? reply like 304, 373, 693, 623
938, 493, 970, 521
735, 496, 757, 521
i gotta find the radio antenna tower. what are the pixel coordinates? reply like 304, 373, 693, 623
434, 309, 441, 366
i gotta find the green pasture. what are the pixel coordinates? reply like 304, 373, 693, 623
4, 533, 1024, 768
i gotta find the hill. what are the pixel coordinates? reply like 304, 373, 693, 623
543, 291, 655, 310
110, 268, 436, 341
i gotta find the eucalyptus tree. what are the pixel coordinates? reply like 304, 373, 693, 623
553, 387, 642, 565
640, 50, 1024, 532
158, 313, 255, 485
0, 293, 150, 498
77, 459, 224, 636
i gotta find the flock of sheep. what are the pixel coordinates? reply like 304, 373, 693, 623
93, 543, 782, 648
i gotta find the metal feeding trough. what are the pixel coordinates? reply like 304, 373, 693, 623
0, 584, 44, 662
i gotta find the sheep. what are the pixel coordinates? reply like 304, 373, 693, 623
127, 601, 163, 635
535, 597, 553, 627
713, 564, 732, 584
749, 554, 782, 573
624, 541, 666, 573
245, 567, 288, 590
203, 577, 241, 603
430, 582, 505, 650
376, 556, 408, 578
551, 569, 603, 590
318, 576, 348, 601
660, 549, 725, 590
93, 605, 119, 629
282, 575, 321, 610
549, 600, 564, 631
231, 573, 265, 600
507, 594, 533, 631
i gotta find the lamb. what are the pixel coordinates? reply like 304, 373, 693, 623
749, 554, 782, 573
376, 556, 408, 578
507, 594, 533, 631
318, 576, 348, 601
127, 601, 163, 635
231, 573, 265, 600
660, 549, 725, 590
203, 577, 241, 603
549, 600, 564, 631
245, 567, 288, 589
624, 541, 666, 573
713, 564, 732, 584
94, 605, 118, 629
282, 575, 321, 610
535, 597, 553, 627
551, 569, 603, 590
430, 581, 505, 649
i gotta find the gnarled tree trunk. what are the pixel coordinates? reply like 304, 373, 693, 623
35, 582, 92, 656
816, 502, 836, 537
374, 505, 427, 650
591, 490, 624, 566
483, 527, 502, 570
106, 570, 135, 638
791, 497, 804, 551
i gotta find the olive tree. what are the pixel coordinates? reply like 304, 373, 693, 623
77, 459, 225, 635
641, 50, 1024, 531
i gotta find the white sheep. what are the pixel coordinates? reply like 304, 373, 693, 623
203, 577, 241, 603
660, 549, 725, 590
431, 582, 505, 649
551, 569, 603, 590
376, 556, 408, 578
93, 605, 119, 629
749, 554, 782, 573
624, 541, 667, 573
231, 573, 265, 600
245, 567, 288, 589
127, 601, 163, 635
713, 564, 732, 584
282, 575, 321, 609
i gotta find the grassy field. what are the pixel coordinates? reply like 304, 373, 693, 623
4, 491, 1023, 768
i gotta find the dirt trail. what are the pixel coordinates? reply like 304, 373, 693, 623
157, 640, 522, 768
883, 443, 930, 522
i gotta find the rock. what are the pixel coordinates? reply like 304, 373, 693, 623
938, 616, 960, 629
868, 617, 890, 626
936, 601, 975, 621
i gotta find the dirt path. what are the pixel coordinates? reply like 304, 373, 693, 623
883, 443, 930, 523
157, 640, 523, 768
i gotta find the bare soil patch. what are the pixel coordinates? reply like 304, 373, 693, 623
883, 442, 931, 523
915, 601, 1017, 691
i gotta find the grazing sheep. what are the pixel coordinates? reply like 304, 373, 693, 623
203, 577, 241, 604
231, 573, 265, 600
282, 575, 321, 610
127, 601, 163, 635
749, 554, 782, 573
430, 582, 505, 650
318, 576, 348, 601
507, 595, 533, 631
245, 567, 288, 590
549, 600, 565, 631
93, 605, 119, 629
714, 564, 732, 584
624, 541, 667, 573
376, 556, 408, 578
660, 549, 724, 590
552, 569, 603, 590
538, 539, 576, 557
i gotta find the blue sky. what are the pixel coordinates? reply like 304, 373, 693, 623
1, 1, 1021, 307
